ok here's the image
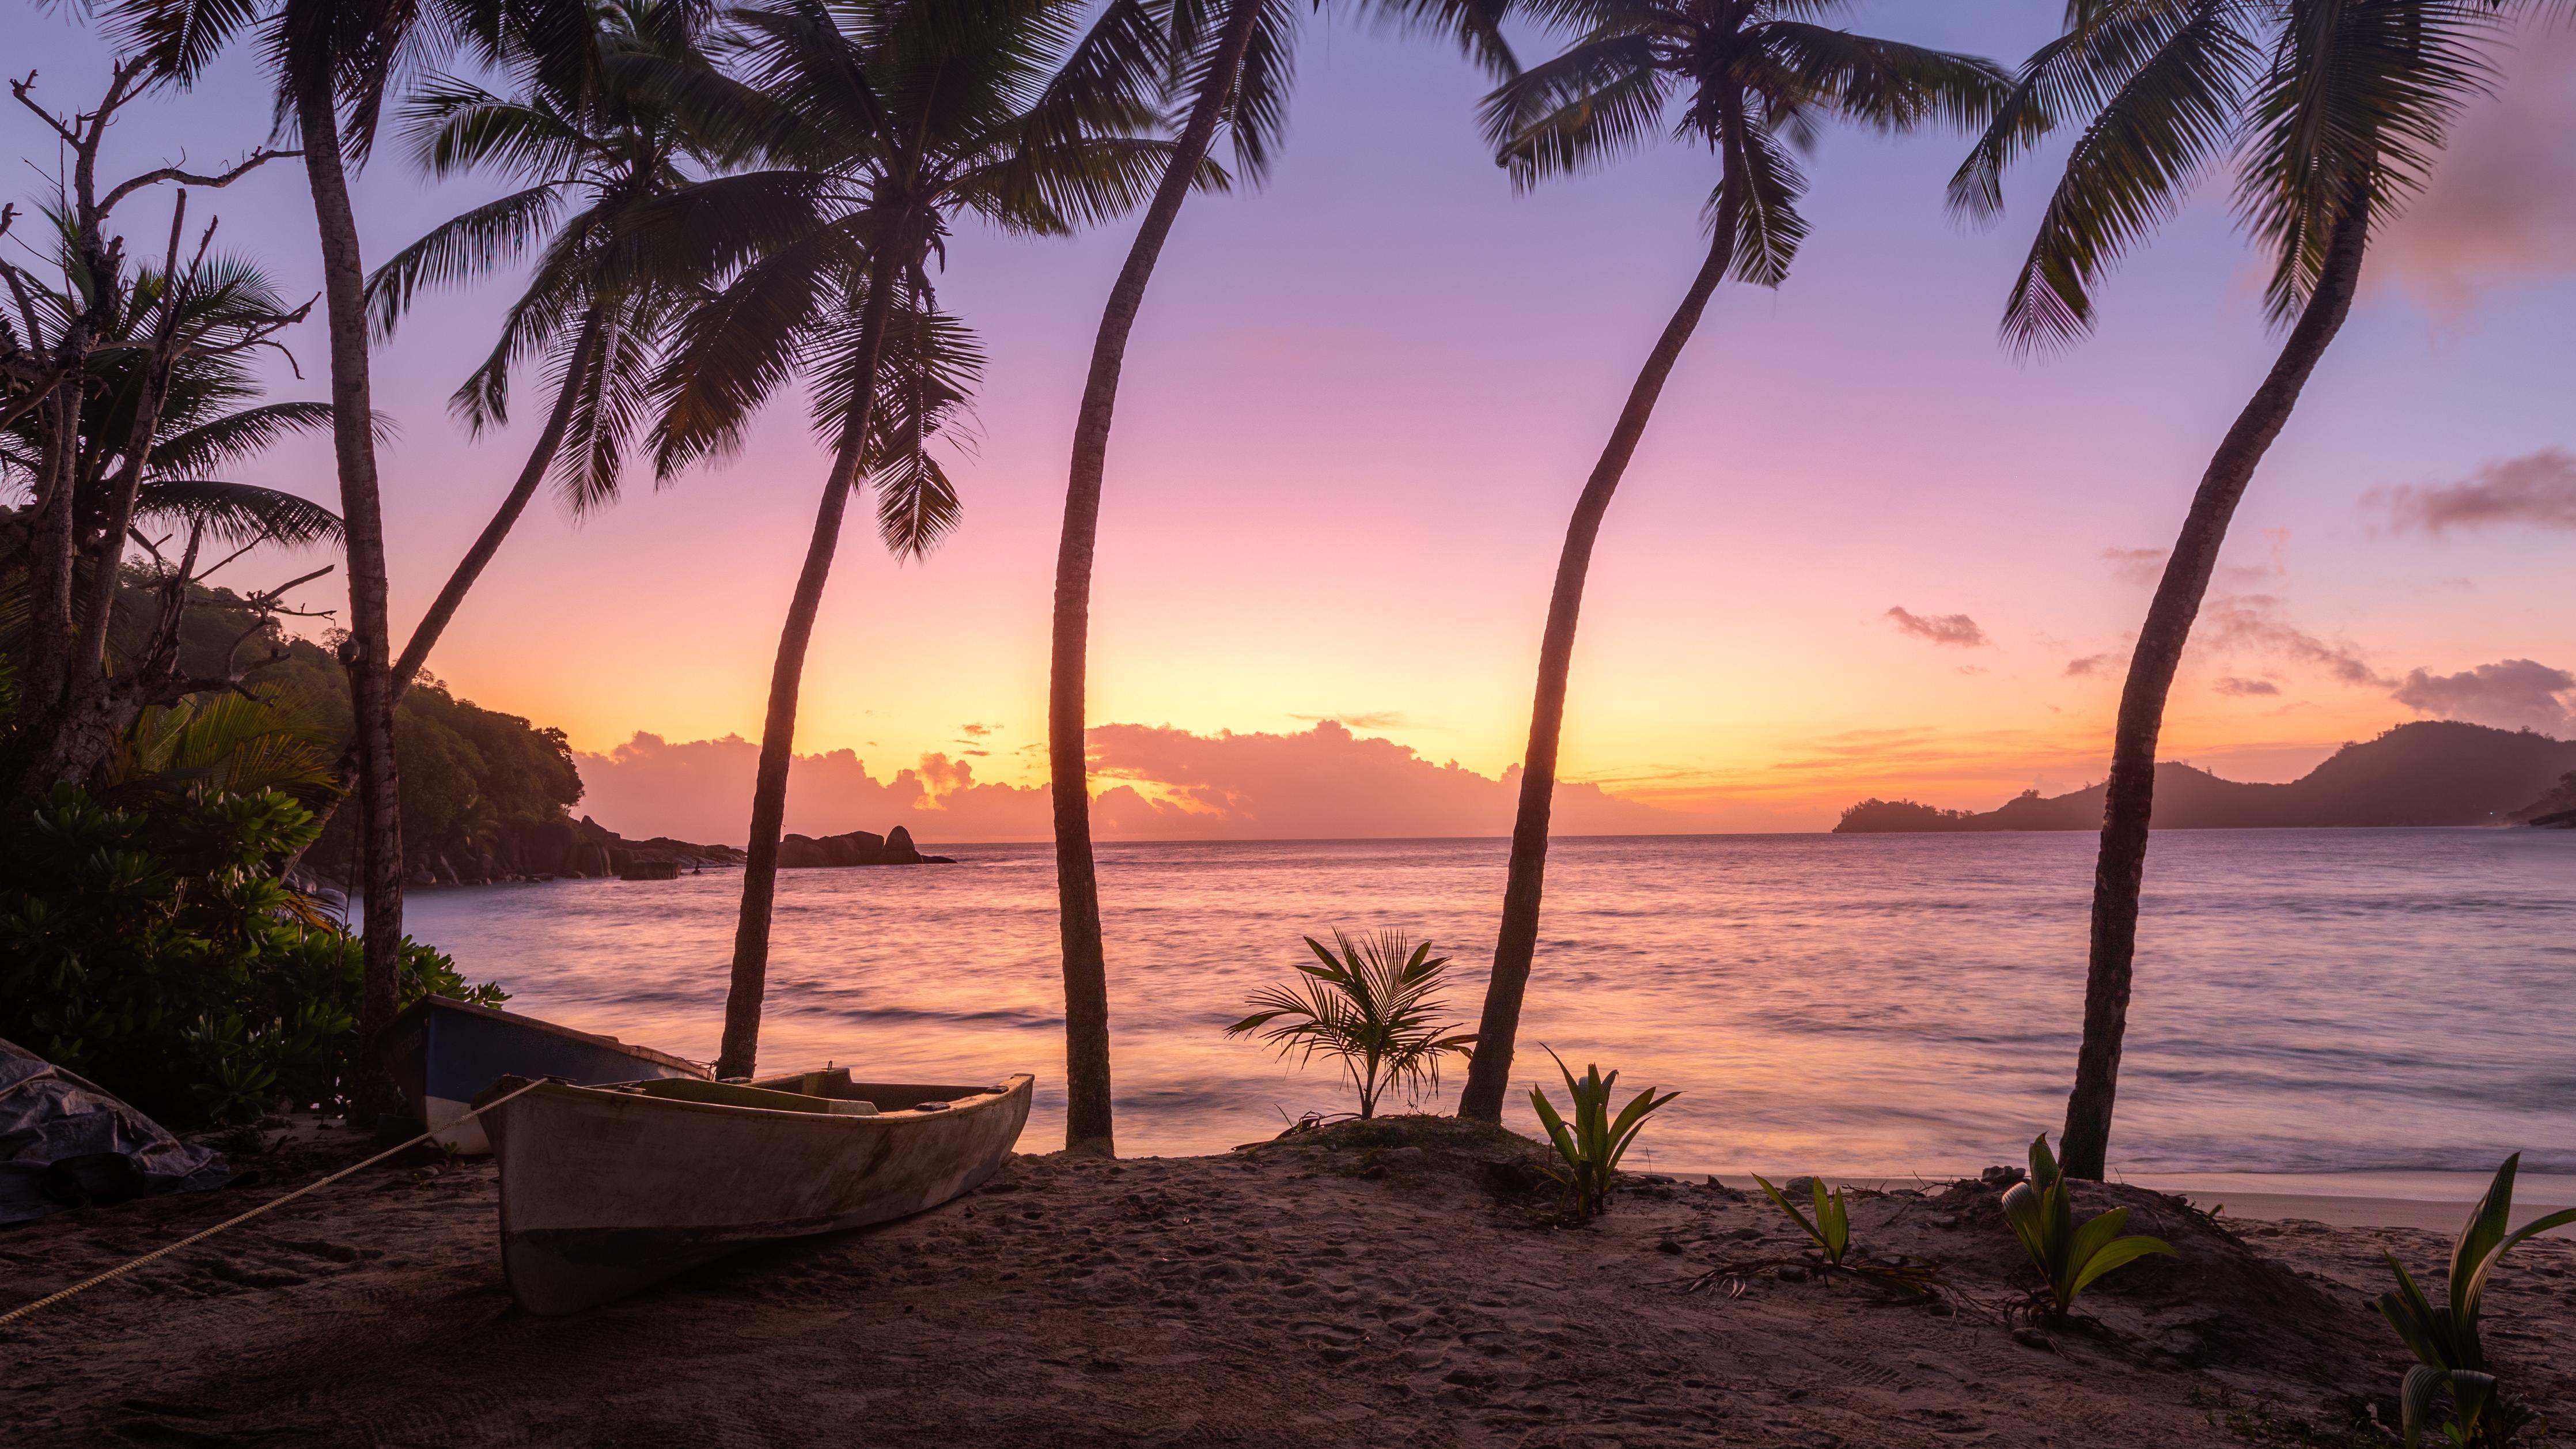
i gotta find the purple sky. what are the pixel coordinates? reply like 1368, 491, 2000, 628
10, 1, 2573, 839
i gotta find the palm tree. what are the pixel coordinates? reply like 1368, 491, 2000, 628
234, 0, 723, 857
2, 220, 341, 786
1453, 0, 2006, 1123
363, 0, 725, 706
1047, 0, 1512, 1154
629, 0, 1174, 1079
106, 0, 601, 1118
1953, 0, 2550, 1179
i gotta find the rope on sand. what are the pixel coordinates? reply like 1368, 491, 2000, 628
0, 1077, 549, 1327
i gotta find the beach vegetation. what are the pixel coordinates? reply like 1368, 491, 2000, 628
1226, 931, 1477, 1119
1528, 1049, 1677, 1220
2001, 1133, 2175, 1316
2374, 1154, 2576, 1448
1755, 1172, 1854, 1268
0, 782, 499, 1124
1960, 0, 2557, 1181
1453, 0, 2010, 1125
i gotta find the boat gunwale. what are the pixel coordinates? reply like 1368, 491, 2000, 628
400, 994, 710, 1078
514, 1071, 1035, 1128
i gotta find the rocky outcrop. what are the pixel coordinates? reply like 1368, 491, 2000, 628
776, 824, 953, 868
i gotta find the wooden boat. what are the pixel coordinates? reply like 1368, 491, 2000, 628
482, 1069, 1034, 1314
382, 996, 707, 1155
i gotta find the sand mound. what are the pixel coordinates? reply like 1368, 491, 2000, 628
7, 1121, 2570, 1447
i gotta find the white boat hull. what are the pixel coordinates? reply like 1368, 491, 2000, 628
485, 1072, 1032, 1314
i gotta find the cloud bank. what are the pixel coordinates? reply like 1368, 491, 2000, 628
2391, 659, 2575, 735
2370, 448, 2576, 536
574, 720, 1713, 846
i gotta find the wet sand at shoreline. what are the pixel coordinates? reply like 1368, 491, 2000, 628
7, 1119, 2573, 1448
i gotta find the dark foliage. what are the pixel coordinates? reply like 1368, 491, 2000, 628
0, 783, 501, 1125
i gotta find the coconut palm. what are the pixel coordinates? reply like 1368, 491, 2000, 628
364, 0, 726, 706
627, 0, 1176, 1078
1953, 0, 2551, 1179
2, 231, 342, 786
1047, 0, 1512, 1155
1453, 0, 2007, 1123
105, 0, 603, 1117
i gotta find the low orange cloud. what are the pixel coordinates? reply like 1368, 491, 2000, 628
572, 720, 1726, 846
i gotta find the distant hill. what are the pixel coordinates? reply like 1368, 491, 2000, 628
1834, 721, 2576, 833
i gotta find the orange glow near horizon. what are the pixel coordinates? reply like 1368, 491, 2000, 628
9, 7, 2571, 841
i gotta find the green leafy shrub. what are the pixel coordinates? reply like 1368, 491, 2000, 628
1528, 1049, 1677, 1220
1756, 1172, 1853, 1267
1226, 930, 1476, 1119
0, 782, 500, 1123
2376, 1154, 2576, 1448
2001, 1133, 2176, 1315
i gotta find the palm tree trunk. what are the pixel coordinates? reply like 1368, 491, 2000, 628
1456, 211, 1740, 1124
391, 307, 607, 697
1048, 0, 1264, 1156
714, 249, 903, 1080
2058, 199, 2372, 1180
286, 307, 609, 856
297, 74, 407, 1124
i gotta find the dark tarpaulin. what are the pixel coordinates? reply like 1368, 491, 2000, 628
0, 1038, 234, 1224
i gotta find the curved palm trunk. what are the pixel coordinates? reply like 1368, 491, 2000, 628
1456, 213, 1741, 1123
288, 307, 609, 858
391, 308, 608, 697
297, 76, 407, 1124
1049, 0, 1264, 1157
2058, 200, 2372, 1179
714, 251, 903, 1081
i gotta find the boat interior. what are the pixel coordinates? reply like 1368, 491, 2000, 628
598, 1068, 1006, 1117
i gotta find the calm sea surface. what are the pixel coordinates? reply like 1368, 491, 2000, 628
397, 829, 2576, 1181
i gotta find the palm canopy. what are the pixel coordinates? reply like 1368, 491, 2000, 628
620, 0, 1193, 556
1155, 0, 1518, 186
363, 0, 731, 515
1952, 0, 2550, 350
1483, 0, 2009, 285
0, 240, 344, 553
107, 0, 611, 161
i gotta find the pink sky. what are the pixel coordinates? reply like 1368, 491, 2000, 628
10, 4, 2573, 842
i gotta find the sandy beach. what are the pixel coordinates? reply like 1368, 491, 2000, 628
7, 1118, 2573, 1448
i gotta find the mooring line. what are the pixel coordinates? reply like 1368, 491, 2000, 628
0, 1077, 548, 1327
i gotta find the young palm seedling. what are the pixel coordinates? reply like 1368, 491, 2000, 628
1736, 1173, 1944, 1297
2376, 1153, 2576, 1448
1228, 930, 1477, 1120
2002, 1134, 2176, 1318
1528, 1049, 1677, 1221
1756, 1173, 1853, 1267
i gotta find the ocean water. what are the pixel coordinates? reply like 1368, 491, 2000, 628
396, 828, 2576, 1182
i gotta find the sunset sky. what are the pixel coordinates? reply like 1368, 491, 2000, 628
12, 2, 2573, 841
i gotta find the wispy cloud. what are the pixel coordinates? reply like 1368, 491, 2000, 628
2214, 676, 2280, 697
2198, 595, 2392, 688
2065, 653, 2115, 678
2101, 547, 2166, 587
2391, 659, 2575, 736
2368, 448, 2576, 536
2373, 26, 2576, 315
1885, 607, 1988, 648
1289, 712, 1411, 731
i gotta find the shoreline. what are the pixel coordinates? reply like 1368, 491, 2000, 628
9, 1117, 2573, 1447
